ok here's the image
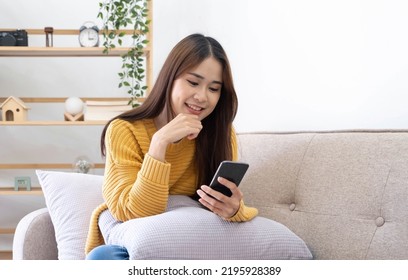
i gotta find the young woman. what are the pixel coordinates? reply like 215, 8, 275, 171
85, 33, 258, 260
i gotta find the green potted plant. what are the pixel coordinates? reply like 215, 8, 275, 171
97, 0, 151, 107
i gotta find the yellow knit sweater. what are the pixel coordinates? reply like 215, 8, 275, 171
85, 118, 258, 254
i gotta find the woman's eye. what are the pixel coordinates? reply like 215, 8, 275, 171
209, 87, 220, 92
187, 80, 198, 86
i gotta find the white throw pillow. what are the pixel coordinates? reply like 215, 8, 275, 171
100, 195, 313, 260
36, 170, 104, 260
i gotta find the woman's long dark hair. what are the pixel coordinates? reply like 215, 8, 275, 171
101, 33, 238, 189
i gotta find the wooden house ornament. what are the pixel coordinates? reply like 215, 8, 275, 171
0, 96, 30, 122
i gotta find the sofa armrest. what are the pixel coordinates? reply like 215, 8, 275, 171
13, 208, 58, 260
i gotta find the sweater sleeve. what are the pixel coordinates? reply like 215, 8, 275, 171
103, 119, 171, 222
227, 127, 259, 222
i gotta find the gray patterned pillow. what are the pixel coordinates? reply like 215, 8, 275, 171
99, 195, 313, 260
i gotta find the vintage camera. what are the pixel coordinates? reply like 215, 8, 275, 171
0, 30, 28, 46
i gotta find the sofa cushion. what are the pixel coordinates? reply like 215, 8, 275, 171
237, 131, 408, 259
100, 195, 313, 260
36, 170, 104, 260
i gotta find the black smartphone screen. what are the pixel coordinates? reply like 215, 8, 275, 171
209, 161, 249, 197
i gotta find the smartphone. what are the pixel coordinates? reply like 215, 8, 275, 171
209, 161, 249, 197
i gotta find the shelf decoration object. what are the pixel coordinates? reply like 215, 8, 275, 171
14, 176, 31, 191
73, 156, 94, 174
98, 0, 151, 107
0, 96, 30, 122
84, 100, 131, 121
44, 26, 54, 47
78, 21, 99, 47
64, 97, 84, 121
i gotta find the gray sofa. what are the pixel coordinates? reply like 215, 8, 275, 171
13, 130, 408, 259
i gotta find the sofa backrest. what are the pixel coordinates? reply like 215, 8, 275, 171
237, 130, 408, 259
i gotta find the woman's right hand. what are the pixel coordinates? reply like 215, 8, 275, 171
149, 113, 202, 161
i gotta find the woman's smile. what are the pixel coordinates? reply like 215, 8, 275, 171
185, 103, 204, 115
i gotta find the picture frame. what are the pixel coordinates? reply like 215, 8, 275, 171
14, 176, 31, 191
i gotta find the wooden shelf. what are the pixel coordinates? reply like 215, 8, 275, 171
0, 29, 138, 35
0, 121, 107, 126
0, 46, 150, 57
0, 188, 42, 195
0, 97, 133, 103
0, 228, 15, 234
0, 163, 105, 169
0, 250, 12, 260
0, 97, 145, 104
1, 6, 152, 257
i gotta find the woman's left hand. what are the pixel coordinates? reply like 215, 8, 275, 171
196, 177, 243, 219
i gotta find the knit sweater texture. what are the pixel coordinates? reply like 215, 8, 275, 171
85, 118, 258, 254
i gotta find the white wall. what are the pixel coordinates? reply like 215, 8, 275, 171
1, 0, 408, 251
154, 0, 408, 132
245, 0, 408, 131
2, 0, 408, 130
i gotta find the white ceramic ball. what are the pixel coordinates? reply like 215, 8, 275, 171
65, 97, 84, 115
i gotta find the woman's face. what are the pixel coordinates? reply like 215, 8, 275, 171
171, 57, 223, 121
